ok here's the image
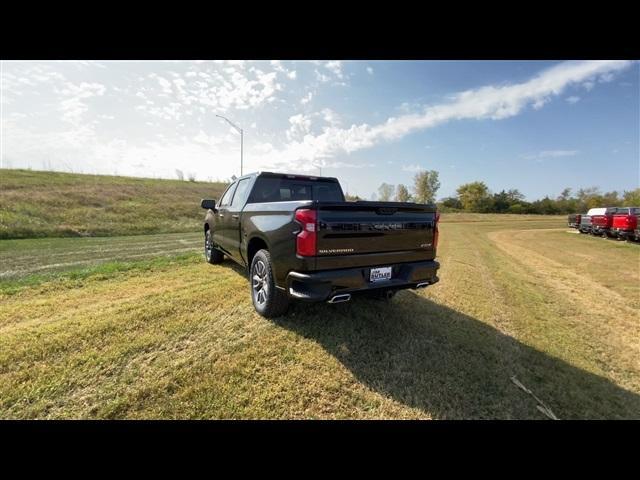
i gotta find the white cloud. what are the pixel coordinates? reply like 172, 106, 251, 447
286, 113, 313, 141
522, 150, 579, 160
566, 96, 580, 104
58, 82, 106, 125
599, 72, 614, 83
315, 70, 331, 83
366, 66, 374, 75
193, 130, 223, 146
402, 164, 424, 172
312, 61, 347, 84
253, 60, 631, 172
300, 91, 313, 105
325, 61, 344, 79
270, 60, 297, 80
133, 62, 285, 123
2, 60, 635, 183
320, 108, 340, 127
155, 75, 172, 94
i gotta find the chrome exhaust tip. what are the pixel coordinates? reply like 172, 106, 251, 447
415, 282, 430, 289
328, 293, 352, 304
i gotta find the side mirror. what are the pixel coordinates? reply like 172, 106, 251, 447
201, 199, 216, 210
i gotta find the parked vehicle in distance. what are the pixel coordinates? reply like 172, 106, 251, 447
611, 207, 640, 241
201, 171, 440, 317
568, 213, 582, 228
578, 214, 592, 234
588, 207, 618, 237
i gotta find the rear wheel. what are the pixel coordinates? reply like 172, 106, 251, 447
250, 249, 290, 318
204, 229, 224, 264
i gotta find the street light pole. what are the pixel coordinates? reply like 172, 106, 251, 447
216, 114, 243, 176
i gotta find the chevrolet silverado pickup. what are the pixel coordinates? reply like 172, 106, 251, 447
201, 171, 440, 317
611, 207, 640, 240
588, 207, 618, 237
568, 213, 582, 229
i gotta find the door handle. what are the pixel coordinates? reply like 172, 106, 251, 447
232, 214, 239, 219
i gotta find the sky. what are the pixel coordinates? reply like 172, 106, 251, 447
1, 60, 638, 200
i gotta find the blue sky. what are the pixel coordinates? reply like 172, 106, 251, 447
1, 60, 638, 200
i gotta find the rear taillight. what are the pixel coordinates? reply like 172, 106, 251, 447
295, 208, 317, 256
433, 212, 440, 250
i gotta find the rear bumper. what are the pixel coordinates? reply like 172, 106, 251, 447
612, 228, 634, 237
285, 259, 440, 302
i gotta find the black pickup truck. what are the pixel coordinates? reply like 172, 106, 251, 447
201, 171, 440, 317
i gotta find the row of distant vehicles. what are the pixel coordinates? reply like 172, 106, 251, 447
568, 207, 640, 241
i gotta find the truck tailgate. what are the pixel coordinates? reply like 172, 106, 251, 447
314, 201, 437, 270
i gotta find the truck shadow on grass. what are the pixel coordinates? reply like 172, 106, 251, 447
273, 292, 640, 419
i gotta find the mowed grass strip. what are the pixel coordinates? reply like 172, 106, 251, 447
0, 231, 202, 283
0, 169, 227, 239
1, 216, 638, 419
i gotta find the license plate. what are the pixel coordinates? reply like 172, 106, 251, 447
370, 266, 392, 282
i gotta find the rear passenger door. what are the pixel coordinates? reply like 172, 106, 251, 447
224, 177, 252, 260
213, 181, 237, 252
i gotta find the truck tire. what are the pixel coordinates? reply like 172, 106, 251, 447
205, 229, 224, 264
250, 249, 290, 318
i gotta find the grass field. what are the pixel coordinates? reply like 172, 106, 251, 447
1, 215, 638, 419
0, 169, 227, 239
0, 232, 201, 291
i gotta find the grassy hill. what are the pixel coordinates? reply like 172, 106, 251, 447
0, 169, 228, 239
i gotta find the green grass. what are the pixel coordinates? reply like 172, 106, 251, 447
0, 231, 202, 288
0, 169, 227, 239
1, 216, 639, 419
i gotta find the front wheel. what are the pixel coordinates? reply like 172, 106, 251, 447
204, 229, 224, 264
250, 249, 290, 318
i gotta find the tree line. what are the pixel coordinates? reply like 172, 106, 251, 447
345, 170, 640, 214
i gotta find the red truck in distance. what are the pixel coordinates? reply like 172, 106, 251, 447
611, 207, 640, 241
588, 207, 618, 237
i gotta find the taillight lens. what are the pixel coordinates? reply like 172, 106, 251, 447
295, 208, 317, 256
433, 212, 440, 250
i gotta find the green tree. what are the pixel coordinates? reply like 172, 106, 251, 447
532, 196, 560, 214
377, 183, 395, 201
506, 189, 525, 203
576, 186, 601, 211
602, 190, 620, 206
623, 188, 640, 206
456, 181, 492, 212
558, 187, 572, 201
413, 170, 440, 204
440, 196, 462, 210
508, 203, 526, 214
492, 190, 512, 213
395, 184, 412, 202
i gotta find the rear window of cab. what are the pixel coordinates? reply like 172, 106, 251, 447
247, 177, 344, 203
